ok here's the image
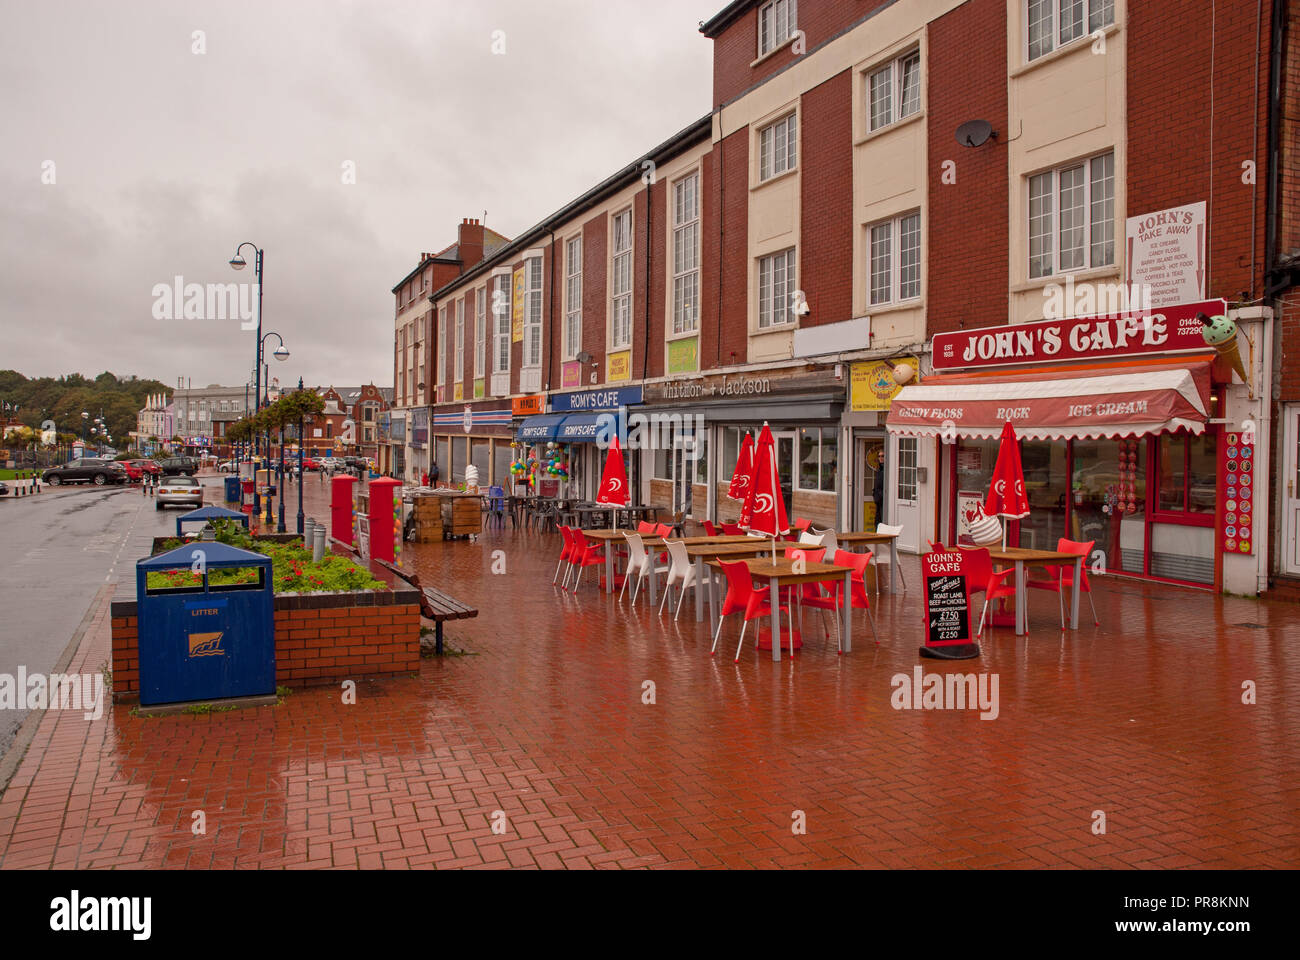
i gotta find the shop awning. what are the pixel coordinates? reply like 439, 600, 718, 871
885, 358, 1214, 440
555, 413, 606, 443
516, 414, 568, 442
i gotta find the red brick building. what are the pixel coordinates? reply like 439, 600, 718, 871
394, 0, 1296, 594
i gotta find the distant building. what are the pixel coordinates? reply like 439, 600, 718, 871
172, 384, 250, 454
131, 393, 173, 454
301, 385, 393, 459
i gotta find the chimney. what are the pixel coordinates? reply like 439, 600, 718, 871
457, 216, 485, 272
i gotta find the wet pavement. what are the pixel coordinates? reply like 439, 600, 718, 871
0, 474, 1297, 868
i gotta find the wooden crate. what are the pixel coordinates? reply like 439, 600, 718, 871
441, 496, 482, 537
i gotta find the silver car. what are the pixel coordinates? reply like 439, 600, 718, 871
155, 475, 204, 510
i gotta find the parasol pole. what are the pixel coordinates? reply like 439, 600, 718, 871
769, 423, 778, 565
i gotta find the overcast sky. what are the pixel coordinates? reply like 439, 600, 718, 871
0, 0, 714, 392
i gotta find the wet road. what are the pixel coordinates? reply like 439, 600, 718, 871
0, 478, 225, 756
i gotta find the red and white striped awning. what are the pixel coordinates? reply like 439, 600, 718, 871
885, 358, 1213, 441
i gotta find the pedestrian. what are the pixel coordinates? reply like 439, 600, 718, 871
430, 460, 440, 486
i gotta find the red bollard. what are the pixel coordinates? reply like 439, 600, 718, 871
366, 477, 401, 564
330, 474, 359, 545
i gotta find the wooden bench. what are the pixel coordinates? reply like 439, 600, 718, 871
375, 558, 478, 655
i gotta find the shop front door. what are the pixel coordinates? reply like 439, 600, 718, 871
1284, 405, 1300, 576
671, 446, 693, 517
774, 432, 795, 523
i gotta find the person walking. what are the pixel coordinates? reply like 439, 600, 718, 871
430, 461, 440, 486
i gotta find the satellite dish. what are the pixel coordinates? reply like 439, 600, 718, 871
576, 351, 593, 365
955, 120, 995, 147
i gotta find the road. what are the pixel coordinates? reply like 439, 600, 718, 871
0, 477, 226, 756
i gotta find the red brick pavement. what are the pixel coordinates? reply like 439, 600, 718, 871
1, 477, 1297, 869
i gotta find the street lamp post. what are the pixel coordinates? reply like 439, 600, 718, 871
231, 242, 266, 507
296, 377, 305, 534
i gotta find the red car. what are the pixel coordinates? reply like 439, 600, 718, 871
127, 459, 161, 479
302, 457, 322, 471
119, 461, 143, 482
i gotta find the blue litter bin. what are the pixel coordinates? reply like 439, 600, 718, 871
176, 505, 250, 538
135, 542, 275, 706
224, 476, 241, 502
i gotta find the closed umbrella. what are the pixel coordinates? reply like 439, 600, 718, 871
984, 420, 1031, 550
739, 423, 788, 563
727, 431, 755, 501
596, 434, 630, 528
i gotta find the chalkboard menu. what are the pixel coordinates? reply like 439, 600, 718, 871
922, 552, 971, 647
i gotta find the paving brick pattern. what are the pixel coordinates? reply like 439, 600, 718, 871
1, 481, 1297, 869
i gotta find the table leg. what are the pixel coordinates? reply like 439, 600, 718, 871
841, 569, 852, 653
708, 567, 720, 637
694, 556, 705, 622
1070, 557, 1082, 629
1015, 560, 1026, 635
605, 548, 613, 595
647, 550, 659, 608
770, 575, 781, 662
890, 539, 899, 593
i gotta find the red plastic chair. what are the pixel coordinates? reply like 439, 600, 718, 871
720, 522, 743, 536
553, 525, 576, 587
802, 549, 879, 652
793, 517, 811, 533
637, 520, 656, 535
710, 559, 791, 662
568, 530, 607, 592
702, 520, 719, 537
927, 540, 945, 552
779, 546, 825, 607
960, 547, 1016, 637
1027, 538, 1100, 628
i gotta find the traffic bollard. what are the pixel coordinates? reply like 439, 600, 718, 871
304, 517, 316, 546
312, 526, 326, 564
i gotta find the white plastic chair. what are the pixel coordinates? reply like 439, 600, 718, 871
872, 523, 906, 594
798, 530, 826, 548
621, 531, 667, 605
657, 539, 698, 620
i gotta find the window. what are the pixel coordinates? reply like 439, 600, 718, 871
454, 299, 465, 385
758, 0, 797, 56
1027, 0, 1114, 61
758, 248, 797, 328
524, 256, 543, 368
565, 236, 582, 358
1157, 433, 1216, 516
1028, 152, 1114, 278
474, 287, 486, 379
758, 113, 797, 181
897, 438, 918, 502
436, 306, 446, 385
869, 211, 922, 305
672, 172, 700, 335
797, 427, 837, 492
868, 49, 921, 131
492, 275, 510, 375
610, 210, 632, 349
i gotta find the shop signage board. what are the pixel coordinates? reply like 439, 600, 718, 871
931, 299, 1228, 371
562, 360, 581, 388
1221, 430, 1255, 555
851, 356, 919, 411
668, 337, 699, 374
1125, 202, 1207, 309
511, 267, 525, 343
550, 386, 642, 412
920, 551, 979, 660
473, 379, 485, 399
607, 350, 632, 383
511, 394, 545, 416
453, 383, 464, 402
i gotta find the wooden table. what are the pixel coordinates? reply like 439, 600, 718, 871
986, 547, 1085, 635
683, 539, 780, 623
576, 530, 766, 606
836, 530, 901, 594
706, 556, 853, 661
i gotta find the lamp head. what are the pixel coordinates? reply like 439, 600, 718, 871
273, 345, 289, 362
229, 254, 247, 271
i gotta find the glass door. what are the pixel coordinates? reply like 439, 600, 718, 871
773, 431, 795, 523
1285, 406, 1300, 576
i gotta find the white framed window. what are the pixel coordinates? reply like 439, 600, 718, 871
610, 210, 633, 349
897, 437, 918, 502
565, 236, 582, 359
1027, 0, 1114, 61
796, 426, 838, 493
758, 113, 797, 182
672, 172, 700, 335
436, 305, 447, 385
454, 298, 465, 385
474, 287, 486, 379
524, 256, 543, 368
757, 248, 797, 329
1027, 151, 1115, 279
758, 0, 797, 57
868, 211, 922, 305
491, 274, 510, 375
868, 49, 921, 131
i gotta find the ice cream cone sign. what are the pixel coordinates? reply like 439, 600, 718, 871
1197, 311, 1249, 387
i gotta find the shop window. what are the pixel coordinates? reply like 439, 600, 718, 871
722, 427, 740, 482
1157, 432, 1216, 516
451, 437, 466, 482
1072, 438, 1146, 576
471, 439, 490, 484
692, 429, 709, 484
797, 427, 836, 492
435, 437, 449, 476
1017, 441, 1068, 550
897, 437, 918, 502
653, 446, 671, 481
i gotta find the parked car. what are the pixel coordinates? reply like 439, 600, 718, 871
119, 461, 143, 482
157, 456, 200, 476
0, 480, 8, 496
129, 459, 161, 477
155, 475, 203, 510
42, 458, 128, 486
217, 459, 240, 473
302, 457, 321, 471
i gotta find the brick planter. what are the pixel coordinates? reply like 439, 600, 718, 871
109, 545, 422, 702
